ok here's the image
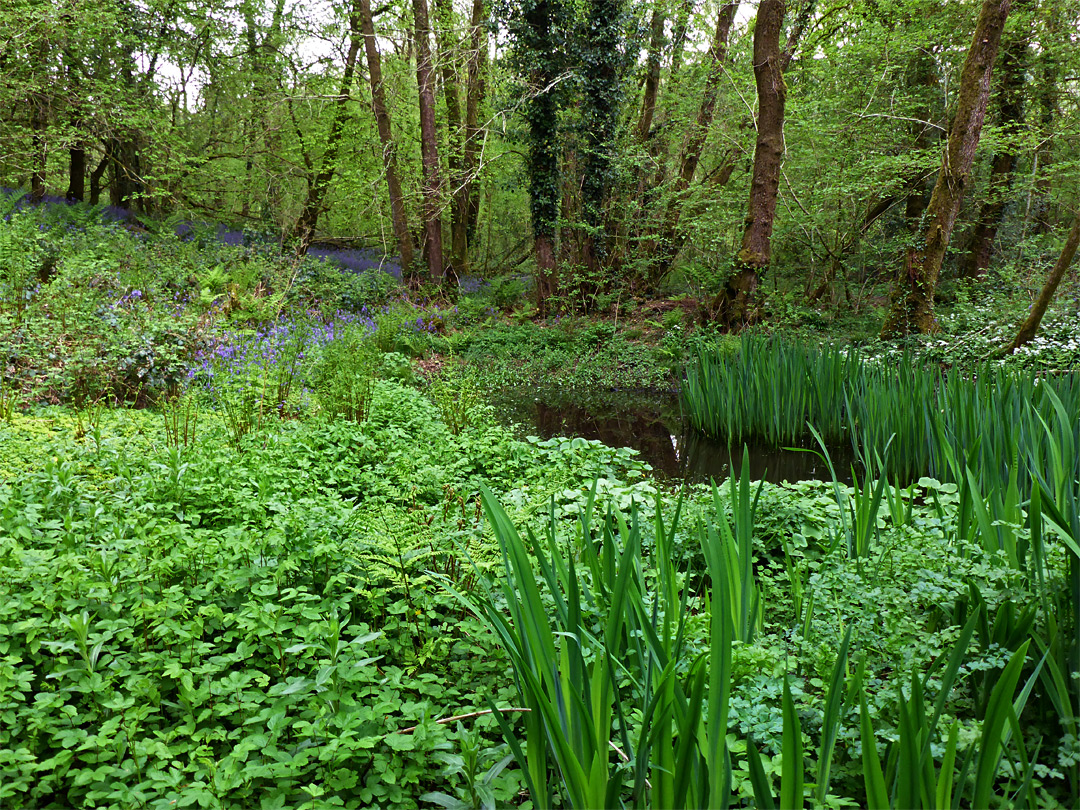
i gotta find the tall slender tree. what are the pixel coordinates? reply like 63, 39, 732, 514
650, 2, 740, 285
359, 0, 416, 272
716, 0, 788, 326
881, 0, 1014, 337
414, 0, 447, 280
514, 0, 563, 314
293, 0, 363, 254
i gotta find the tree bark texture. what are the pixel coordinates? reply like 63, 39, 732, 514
294, 0, 363, 254
719, 0, 787, 328
1008, 210, 1080, 351
962, 2, 1029, 278
881, 0, 1013, 338
414, 0, 447, 281
108, 138, 141, 210
359, 0, 416, 272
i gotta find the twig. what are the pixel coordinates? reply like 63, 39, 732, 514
608, 741, 651, 789
394, 706, 531, 735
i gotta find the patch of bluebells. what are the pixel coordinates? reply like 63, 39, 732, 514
457, 275, 488, 295
189, 309, 377, 398
307, 246, 403, 281
405, 304, 457, 334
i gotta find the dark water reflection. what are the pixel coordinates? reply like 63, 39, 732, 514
491, 387, 857, 485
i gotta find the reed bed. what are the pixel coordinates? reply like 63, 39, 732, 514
683, 335, 1080, 491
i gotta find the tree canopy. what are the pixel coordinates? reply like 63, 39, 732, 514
2, 0, 1077, 331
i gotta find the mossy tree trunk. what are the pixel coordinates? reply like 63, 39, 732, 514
881, 0, 1014, 338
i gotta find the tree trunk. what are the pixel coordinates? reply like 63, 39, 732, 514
30, 94, 47, 202
1027, 1, 1063, 238
718, 0, 787, 328
294, 1, 363, 254
413, 0, 447, 281
89, 146, 110, 206
1008, 210, 1080, 351
579, 0, 623, 277
359, 0, 416, 272
648, 2, 740, 284
881, 0, 1013, 338
636, 6, 665, 143
668, 0, 695, 80
435, 0, 467, 276
535, 233, 558, 317
962, 1, 1029, 279
242, 0, 288, 223
463, 0, 488, 249
67, 142, 86, 202
108, 138, 140, 210
522, 0, 560, 315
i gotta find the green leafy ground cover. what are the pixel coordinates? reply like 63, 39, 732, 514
1, 203, 1079, 808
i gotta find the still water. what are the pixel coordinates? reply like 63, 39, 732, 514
491, 387, 857, 485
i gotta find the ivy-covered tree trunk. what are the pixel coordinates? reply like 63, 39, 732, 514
717, 0, 787, 328
962, 1, 1030, 279
1007, 209, 1080, 351
1027, 1, 1064, 238
579, 0, 623, 277
521, 0, 560, 315
881, 0, 1013, 338
359, 0, 416, 272
668, 0, 695, 79
294, 0, 362, 255
414, 0, 446, 281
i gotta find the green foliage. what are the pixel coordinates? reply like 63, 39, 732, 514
468, 451, 1072, 807
311, 321, 378, 423
458, 319, 674, 389
426, 360, 486, 436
